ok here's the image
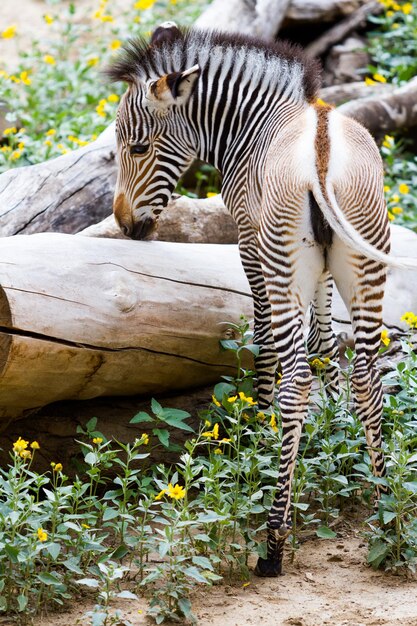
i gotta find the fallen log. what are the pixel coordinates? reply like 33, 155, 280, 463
0, 234, 253, 420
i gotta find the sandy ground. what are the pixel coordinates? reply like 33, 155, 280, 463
6, 530, 414, 626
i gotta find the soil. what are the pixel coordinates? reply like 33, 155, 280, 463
6, 529, 416, 626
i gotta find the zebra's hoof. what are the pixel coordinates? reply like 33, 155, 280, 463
254, 557, 283, 577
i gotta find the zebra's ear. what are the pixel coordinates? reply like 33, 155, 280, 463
145, 65, 200, 109
150, 21, 182, 47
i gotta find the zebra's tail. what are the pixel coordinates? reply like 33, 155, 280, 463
310, 108, 417, 270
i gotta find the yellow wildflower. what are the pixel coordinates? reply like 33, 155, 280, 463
110, 40, 121, 51
0, 70, 9, 80
87, 57, 99, 67
20, 450, 32, 460
37, 528, 48, 542
96, 99, 107, 117
44, 14, 54, 25
392, 23, 399, 28
202, 430, 214, 438
167, 483, 186, 500
2, 25, 17, 39
386, 10, 394, 16
3, 127, 17, 136
402, 2, 412, 14
400, 312, 417, 328
9, 75, 20, 84
311, 357, 325, 370
107, 93, 119, 103
391, 194, 400, 203
46, 129, 56, 136
92, 437, 103, 444
365, 77, 376, 86
134, 0, 156, 9
18, 142, 25, 150
81, 523, 90, 529
206, 192, 217, 198
391, 206, 403, 215
212, 395, 221, 407
228, 395, 238, 403
221, 437, 231, 443
44, 140, 52, 147
43, 55, 56, 65
214, 448, 223, 455
384, 185, 391, 193
382, 135, 394, 149
399, 183, 409, 194
154, 488, 167, 500
20, 71, 31, 85
53, 462, 63, 472
238, 391, 256, 405
269, 413, 278, 433
0, 146, 11, 153
30, 441, 40, 450
141, 433, 149, 445
381, 329, 390, 347
373, 73, 387, 83
257, 411, 266, 420
212, 423, 219, 439
9, 149, 21, 161
387, 211, 395, 221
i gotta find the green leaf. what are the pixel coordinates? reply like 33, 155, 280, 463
153, 428, 170, 448
62, 559, 83, 575
5, 544, 19, 563
382, 510, 397, 525
213, 382, 235, 401
178, 597, 192, 618
316, 526, 337, 539
103, 507, 119, 521
117, 590, 138, 600
151, 398, 163, 417
242, 344, 260, 357
183, 566, 209, 584
192, 555, 213, 570
111, 544, 129, 560
367, 540, 390, 569
37, 572, 62, 586
130, 411, 153, 424
77, 577, 99, 588
84, 452, 98, 465
17, 594, 28, 612
46, 542, 61, 561
220, 339, 239, 351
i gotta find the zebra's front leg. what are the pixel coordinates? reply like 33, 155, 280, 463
307, 271, 340, 397
239, 236, 278, 409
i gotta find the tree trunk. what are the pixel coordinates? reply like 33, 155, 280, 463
0, 233, 253, 421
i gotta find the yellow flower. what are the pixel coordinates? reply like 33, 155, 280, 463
92, 437, 103, 444
202, 430, 214, 438
206, 192, 217, 198
383, 135, 394, 149
365, 77, 376, 86
238, 391, 256, 405
212, 394, 221, 407
110, 40, 121, 51
9, 75, 20, 84
53, 462, 63, 472
381, 329, 390, 346
12, 438, 27, 457
87, 57, 99, 67
154, 488, 167, 500
9, 149, 21, 160
20, 71, 31, 85
2, 25, 17, 39
37, 528, 48, 542
3, 127, 17, 136
44, 14, 54, 24
214, 448, 223, 455
81, 523, 90, 529
391, 194, 400, 203
402, 2, 412, 14
391, 206, 403, 215
311, 357, 325, 370
256, 411, 265, 420
269, 413, 278, 433
46, 129, 56, 136
96, 99, 107, 117
221, 437, 231, 443
392, 22, 399, 28
373, 73, 387, 83
386, 9, 394, 16
212, 423, 219, 439
141, 433, 149, 445
399, 183, 409, 194
107, 93, 119, 103
43, 55, 56, 65
228, 395, 237, 403
0, 146, 11, 153
400, 311, 417, 328
134, 0, 156, 9
30, 441, 40, 450
13, 440, 27, 456
167, 483, 186, 500
0, 70, 9, 80
44, 140, 52, 147
384, 185, 391, 193
387, 210, 395, 221
20, 450, 32, 460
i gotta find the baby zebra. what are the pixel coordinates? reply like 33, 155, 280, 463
107, 24, 415, 577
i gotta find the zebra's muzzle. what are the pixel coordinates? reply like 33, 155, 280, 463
131, 216, 156, 240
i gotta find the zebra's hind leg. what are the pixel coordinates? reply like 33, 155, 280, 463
307, 271, 340, 396
329, 243, 388, 502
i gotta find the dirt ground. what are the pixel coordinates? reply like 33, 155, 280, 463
14, 530, 417, 626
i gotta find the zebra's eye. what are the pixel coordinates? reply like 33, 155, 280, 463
130, 144, 149, 155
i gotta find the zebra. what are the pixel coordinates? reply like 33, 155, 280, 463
107, 24, 417, 577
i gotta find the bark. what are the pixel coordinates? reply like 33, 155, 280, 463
305, 1, 382, 58
0, 123, 116, 237
320, 81, 394, 106
338, 77, 417, 136
0, 233, 253, 420
285, 0, 368, 23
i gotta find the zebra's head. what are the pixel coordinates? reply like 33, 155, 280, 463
110, 24, 200, 239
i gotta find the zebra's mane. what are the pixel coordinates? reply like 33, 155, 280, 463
106, 27, 321, 103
